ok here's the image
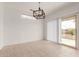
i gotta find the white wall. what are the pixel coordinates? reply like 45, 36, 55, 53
3, 3, 43, 46
76, 14, 79, 49
0, 3, 4, 49
47, 19, 58, 43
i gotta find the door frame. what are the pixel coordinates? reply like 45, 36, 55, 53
57, 15, 77, 49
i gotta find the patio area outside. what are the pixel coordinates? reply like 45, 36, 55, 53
61, 17, 76, 47
61, 38, 75, 47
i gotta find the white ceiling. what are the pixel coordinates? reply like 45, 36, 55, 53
4, 2, 72, 16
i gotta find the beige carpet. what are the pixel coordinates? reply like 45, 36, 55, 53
0, 40, 79, 57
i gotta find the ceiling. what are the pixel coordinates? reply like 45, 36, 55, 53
4, 2, 72, 16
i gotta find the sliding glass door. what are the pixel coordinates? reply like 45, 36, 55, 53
59, 16, 76, 47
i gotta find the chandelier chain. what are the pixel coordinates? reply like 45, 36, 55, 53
39, 2, 40, 8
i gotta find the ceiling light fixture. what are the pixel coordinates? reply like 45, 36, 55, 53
30, 2, 45, 19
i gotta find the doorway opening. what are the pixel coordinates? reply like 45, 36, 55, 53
60, 16, 76, 47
